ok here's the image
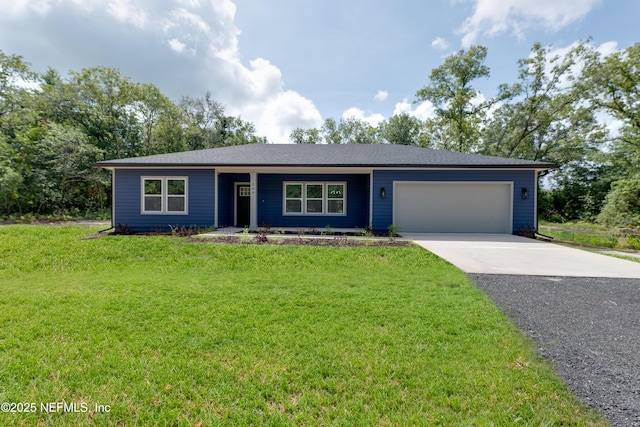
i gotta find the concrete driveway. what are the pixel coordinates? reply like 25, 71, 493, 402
403, 233, 640, 278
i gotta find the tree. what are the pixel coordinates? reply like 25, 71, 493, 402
40, 123, 105, 214
581, 43, 640, 172
339, 117, 380, 144
180, 91, 265, 148
289, 117, 381, 145
597, 179, 640, 227
321, 118, 343, 144
215, 116, 267, 146
415, 46, 498, 152
0, 140, 21, 215
539, 162, 616, 222
133, 83, 175, 155
481, 42, 604, 164
379, 113, 421, 145
0, 50, 36, 122
289, 127, 322, 144
68, 66, 140, 159
180, 91, 225, 150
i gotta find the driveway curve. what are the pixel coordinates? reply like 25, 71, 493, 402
404, 233, 640, 278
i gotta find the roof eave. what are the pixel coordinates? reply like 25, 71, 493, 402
93, 162, 557, 169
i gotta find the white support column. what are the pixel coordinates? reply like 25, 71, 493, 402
250, 172, 258, 230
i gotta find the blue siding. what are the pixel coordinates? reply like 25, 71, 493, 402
257, 173, 370, 228
217, 173, 249, 227
372, 169, 536, 234
114, 169, 215, 232
112, 167, 536, 234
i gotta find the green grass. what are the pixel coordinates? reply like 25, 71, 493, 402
539, 221, 640, 250
0, 226, 607, 426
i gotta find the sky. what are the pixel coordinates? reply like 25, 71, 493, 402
0, 0, 637, 143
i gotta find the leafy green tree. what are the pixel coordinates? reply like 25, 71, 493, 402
539, 163, 617, 222
482, 42, 603, 164
321, 118, 343, 144
379, 113, 422, 145
0, 140, 22, 214
0, 50, 37, 123
290, 127, 322, 144
339, 117, 380, 144
581, 43, 640, 172
290, 117, 381, 145
597, 179, 640, 227
415, 46, 499, 152
68, 66, 141, 159
133, 83, 176, 155
180, 92, 225, 150
216, 116, 267, 146
180, 91, 264, 148
40, 123, 105, 214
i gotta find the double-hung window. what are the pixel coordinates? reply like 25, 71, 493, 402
142, 177, 188, 214
283, 182, 346, 215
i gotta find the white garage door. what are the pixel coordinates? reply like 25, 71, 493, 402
393, 182, 513, 233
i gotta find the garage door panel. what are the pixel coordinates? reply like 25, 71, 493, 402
394, 182, 512, 233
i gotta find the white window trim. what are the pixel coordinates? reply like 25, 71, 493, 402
283, 182, 346, 216
141, 176, 189, 215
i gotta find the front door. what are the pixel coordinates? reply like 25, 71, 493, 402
236, 184, 251, 227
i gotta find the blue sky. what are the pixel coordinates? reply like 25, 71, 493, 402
0, 0, 636, 143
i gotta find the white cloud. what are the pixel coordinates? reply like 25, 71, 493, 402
167, 38, 189, 54
257, 91, 323, 143
596, 41, 619, 57
170, 7, 212, 35
0, 0, 322, 143
458, 0, 602, 47
374, 90, 388, 101
431, 37, 449, 51
177, 0, 201, 8
106, 0, 148, 28
393, 99, 436, 121
0, 0, 56, 17
342, 107, 385, 127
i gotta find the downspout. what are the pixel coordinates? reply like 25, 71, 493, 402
534, 170, 539, 231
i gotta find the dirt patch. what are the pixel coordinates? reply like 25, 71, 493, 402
0, 219, 111, 227
188, 235, 413, 247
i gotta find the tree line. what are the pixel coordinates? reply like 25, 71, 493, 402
0, 52, 266, 216
1, 41, 639, 227
290, 42, 640, 228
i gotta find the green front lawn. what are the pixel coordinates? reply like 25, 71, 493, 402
0, 226, 607, 426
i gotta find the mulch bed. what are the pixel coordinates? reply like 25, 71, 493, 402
187, 235, 413, 247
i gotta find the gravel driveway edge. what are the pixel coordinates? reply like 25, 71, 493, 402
469, 274, 640, 427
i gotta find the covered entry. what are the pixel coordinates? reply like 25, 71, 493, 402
393, 181, 513, 233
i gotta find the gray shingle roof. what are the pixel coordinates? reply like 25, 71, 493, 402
94, 143, 556, 169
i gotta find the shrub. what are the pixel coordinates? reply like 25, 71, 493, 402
627, 236, 640, 250
597, 179, 640, 228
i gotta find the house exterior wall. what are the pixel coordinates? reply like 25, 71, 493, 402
371, 169, 536, 234
111, 167, 536, 234
113, 168, 215, 231
256, 173, 370, 229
